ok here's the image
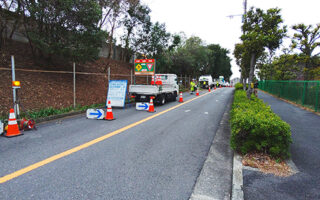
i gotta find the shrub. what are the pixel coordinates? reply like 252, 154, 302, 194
235, 83, 243, 90
230, 90, 292, 158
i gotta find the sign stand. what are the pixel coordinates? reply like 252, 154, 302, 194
106, 80, 128, 108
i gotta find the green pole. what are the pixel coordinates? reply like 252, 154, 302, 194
315, 82, 319, 112
302, 81, 307, 105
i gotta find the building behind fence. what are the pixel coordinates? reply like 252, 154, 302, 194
259, 80, 320, 112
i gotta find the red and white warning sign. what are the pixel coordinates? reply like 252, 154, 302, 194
147, 63, 153, 70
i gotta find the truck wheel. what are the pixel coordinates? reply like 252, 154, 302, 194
166, 93, 174, 102
160, 94, 166, 105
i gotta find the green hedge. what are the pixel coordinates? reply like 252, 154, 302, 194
230, 90, 292, 158
235, 83, 243, 90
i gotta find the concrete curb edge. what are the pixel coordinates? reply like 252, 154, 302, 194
231, 153, 244, 200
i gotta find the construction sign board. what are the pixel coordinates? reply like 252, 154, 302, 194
134, 59, 155, 75
107, 80, 128, 107
86, 109, 105, 120
136, 102, 150, 111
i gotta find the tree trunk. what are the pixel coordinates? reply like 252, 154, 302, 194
107, 22, 115, 59
242, 77, 246, 90
247, 53, 256, 99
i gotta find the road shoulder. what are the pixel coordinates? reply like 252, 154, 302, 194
190, 93, 233, 200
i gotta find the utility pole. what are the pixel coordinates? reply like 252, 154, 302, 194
227, 0, 248, 85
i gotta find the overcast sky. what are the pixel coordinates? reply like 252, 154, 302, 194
141, 0, 320, 79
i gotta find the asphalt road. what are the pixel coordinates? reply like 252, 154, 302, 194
0, 88, 233, 200
243, 91, 320, 200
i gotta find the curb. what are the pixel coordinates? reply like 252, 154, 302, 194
231, 153, 244, 200
189, 93, 233, 200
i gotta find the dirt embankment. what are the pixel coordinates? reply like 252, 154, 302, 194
0, 40, 147, 116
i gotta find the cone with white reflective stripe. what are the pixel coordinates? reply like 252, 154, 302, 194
148, 97, 155, 113
179, 92, 183, 102
105, 101, 115, 120
4, 108, 23, 137
196, 89, 199, 96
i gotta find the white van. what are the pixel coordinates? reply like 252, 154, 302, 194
199, 75, 214, 89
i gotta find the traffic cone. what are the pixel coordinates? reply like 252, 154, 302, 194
155, 75, 162, 85
214, 86, 216, 90
208, 87, 211, 92
148, 98, 155, 112
196, 89, 199, 96
4, 108, 23, 137
220, 85, 222, 88
105, 101, 115, 120
179, 92, 183, 102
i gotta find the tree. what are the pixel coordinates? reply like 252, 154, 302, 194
121, 1, 150, 61
134, 21, 170, 58
241, 7, 286, 98
234, 43, 250, 89
207, 44, 232, 81
291, 23, 320, 79
18, 0, 106, 62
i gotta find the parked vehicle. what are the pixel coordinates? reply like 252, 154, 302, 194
199, 75, 214, 89
129, 74, 179, 105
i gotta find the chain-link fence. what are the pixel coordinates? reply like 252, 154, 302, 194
0, 59, 195, 116
259, 80, 320, 112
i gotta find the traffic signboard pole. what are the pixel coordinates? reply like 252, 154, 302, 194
73, 62, 76, 108
11, 55, 18, 117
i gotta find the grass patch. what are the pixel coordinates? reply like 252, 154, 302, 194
0, 103, 105, 121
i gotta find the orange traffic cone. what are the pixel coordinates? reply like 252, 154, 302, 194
196, 89, 199, 96
4, 108, 23, 137
214, 86, 216, 90
148, 98, 155, 112
105, 101, 115, 120
219, 85, 222, 88
208, 87, 211, 92
179, 92, 183, 102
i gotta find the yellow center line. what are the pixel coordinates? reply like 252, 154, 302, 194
0, 91, 213, 184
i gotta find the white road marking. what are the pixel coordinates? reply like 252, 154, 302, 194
185, 110, 191, 112
204, 112, 208, 115
216, 100, 219, 102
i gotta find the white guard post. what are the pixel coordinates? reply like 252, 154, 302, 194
0, 120, 3, 135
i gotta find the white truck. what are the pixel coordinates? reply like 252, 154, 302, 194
129, 74, 179, 105
199, 75, 214, 89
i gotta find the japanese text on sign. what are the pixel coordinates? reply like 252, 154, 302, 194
106, 80, 128, 107
134, 59, 155, 75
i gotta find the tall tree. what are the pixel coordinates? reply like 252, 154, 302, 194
291, 23, 320, 78
134, 21, 170, 58
241, 7, 286, 98
121, 1, 150, 61
234, 43, 251, 89
18, 0, 106, 62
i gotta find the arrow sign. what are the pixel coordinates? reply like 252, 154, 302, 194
90, 109, 102, 118
86, 109, 105, 119
136, 102, 150, 111
138, 103, 148, 109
